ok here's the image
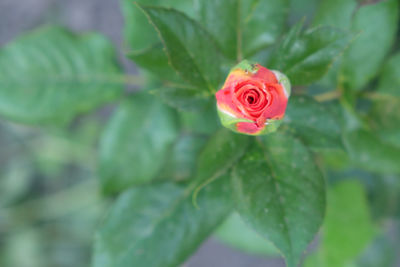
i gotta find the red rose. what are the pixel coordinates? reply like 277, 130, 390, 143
215, 61, 290, 135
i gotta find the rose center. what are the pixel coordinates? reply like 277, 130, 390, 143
247, 95, 255, 104
233, 81, 272, 119
243, 89, 268, 107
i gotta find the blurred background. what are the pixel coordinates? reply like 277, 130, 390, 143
0, 1, 399, 267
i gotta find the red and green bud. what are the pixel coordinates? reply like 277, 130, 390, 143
215, 60, 290, 135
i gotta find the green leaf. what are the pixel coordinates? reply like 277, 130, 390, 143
196, 0, 239, 60
319, 149, 351, 171
197, 0, 289, 60
127, 44, 181, 82
215, 212, 279, 256
121, 0, 194, 51
137, 5, 223, 91
305, 180, 375, 267
121, 0, 193, 80
340, 0, 399, 90
241, 0, 289, 57
284, 96, 343, 149
368, 97, 400, 148
377, 52, 400, 97
231, 133, 326, 267
343, 129, 400, 174
268, 21, 351, 86
289, 0, 319, 24
323, 180, 375, 267
93, 176, 232, 267
152, 87, 212, 112
179, 105, 220, 135
0, 26, 122, 124
157, 133, 208, 182
194, 129, 250, 187
313, 0, 399, 90
312, 0, 357, 29
191, 129, 249, 205
98, 92, 179, 193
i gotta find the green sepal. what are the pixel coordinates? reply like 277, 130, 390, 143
232, 60, 260, 74
273, 70, 291, 97
217, 107, 283, 136
217, 107, 253, 131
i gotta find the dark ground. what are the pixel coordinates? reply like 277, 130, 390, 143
0, 0, 285, 266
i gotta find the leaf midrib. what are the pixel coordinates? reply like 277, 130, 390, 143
140, 6, 213, 92
256, 138, 295, 265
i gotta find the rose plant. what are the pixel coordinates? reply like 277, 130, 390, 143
0, 0, 399, 267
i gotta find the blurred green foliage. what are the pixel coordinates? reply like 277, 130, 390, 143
0, 0, 400, 266
0, 116, 107, 267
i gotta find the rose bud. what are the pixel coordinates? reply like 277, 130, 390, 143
215, 60, 290, 136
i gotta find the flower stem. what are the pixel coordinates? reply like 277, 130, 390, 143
314, 90, 341, 102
